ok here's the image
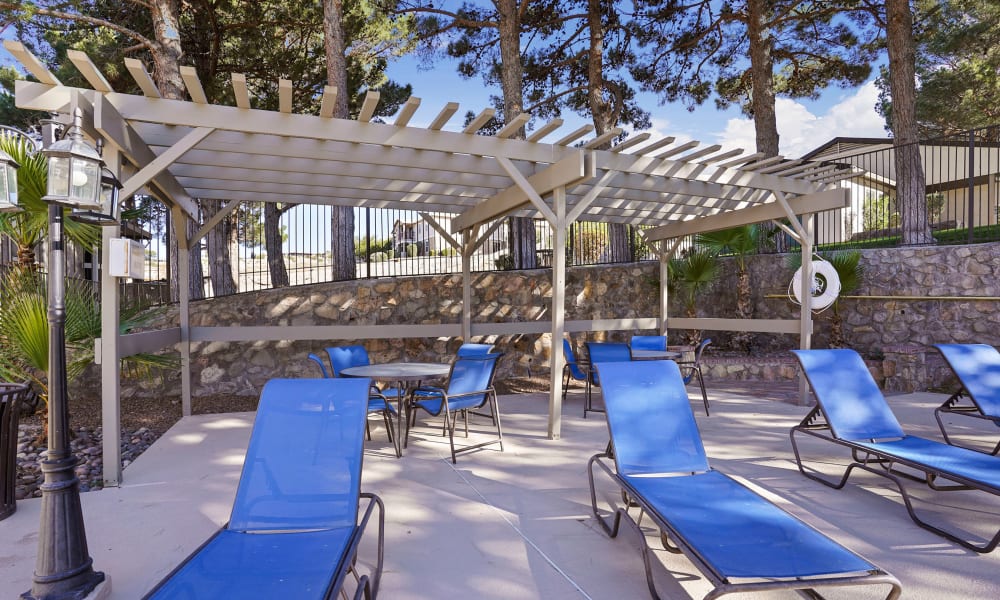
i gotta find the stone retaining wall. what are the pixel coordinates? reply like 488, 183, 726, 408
110, 242, 998, 399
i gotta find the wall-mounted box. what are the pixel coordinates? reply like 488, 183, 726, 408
108, 238, 145, 280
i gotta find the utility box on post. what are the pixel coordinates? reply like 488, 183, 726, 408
108, 237, 145, 280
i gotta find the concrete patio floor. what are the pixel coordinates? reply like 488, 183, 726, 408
2, 383, 999, 599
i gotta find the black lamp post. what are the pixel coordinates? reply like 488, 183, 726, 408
20, 109, 111, 600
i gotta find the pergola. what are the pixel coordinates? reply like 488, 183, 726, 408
6, 41, 849, 484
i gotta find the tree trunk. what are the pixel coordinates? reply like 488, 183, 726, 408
203, 199, 237, 296
733, 267, 753, 352
168, 210, 205, 302
150, 0, 200, 302
323, 0, 358, 280
747, 0, 779, 157
264, 203, 289, 288
886, 0, 934, 246
587, 0, 629, 263
497, 0, 536, 269
747, 0, 788, 252
330, 206, 355, 281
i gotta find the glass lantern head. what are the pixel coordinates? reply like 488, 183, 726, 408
42, 131, 104, 209
69, 168, 121, 226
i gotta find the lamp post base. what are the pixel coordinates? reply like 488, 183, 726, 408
22, 576, 110, 600
21, 456, 106, 600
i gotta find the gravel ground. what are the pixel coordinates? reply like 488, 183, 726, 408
12, 376, 550, 499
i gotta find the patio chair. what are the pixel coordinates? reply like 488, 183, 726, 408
319, 347, 400, 457
588, 360, 901, 600
405, 353, 503, 463
583, 342, 631, 418
678, 338, 712, 416
562, 339, 589, 402
791, 348, 1000, 553
932, 343, 1000, 455
143, 378, 385, 600
457, 342, 494, 356
629, 335, 667, 352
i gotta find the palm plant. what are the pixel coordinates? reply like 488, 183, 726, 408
0, 133, 100, 269
0, 266, 177, 435
669, 249, 719, 346
786, 251, 865, 348
696, 225, 760, 352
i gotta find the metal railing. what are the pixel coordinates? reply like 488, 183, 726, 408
777, 125, 1000, 253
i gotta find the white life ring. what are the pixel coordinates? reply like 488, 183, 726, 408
791, 259, 841, 311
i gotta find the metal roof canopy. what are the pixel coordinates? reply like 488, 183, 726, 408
7, 41, 844, 481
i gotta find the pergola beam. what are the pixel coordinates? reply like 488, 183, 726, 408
642, 188, 850, 241
451, 152, 596, 232
92, 93, 200, 219
120, 126, 215, 199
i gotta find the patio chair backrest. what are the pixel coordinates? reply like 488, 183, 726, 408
457, 343, 494, 357
563, 339, 587, 381
595, 360, 710, 477
934, 343, 1000, 417
307, 353, 331, 378
586, 342, 631, 385
326, 345, 371, 377
630, 335, 667, 352
792, 349, 905, 442
445, 354, 502, 406
228, 378, 370, 532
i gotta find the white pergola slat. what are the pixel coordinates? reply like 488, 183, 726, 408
7, 45, 844, 478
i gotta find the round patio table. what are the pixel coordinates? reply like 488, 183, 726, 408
341, 362, 451, 457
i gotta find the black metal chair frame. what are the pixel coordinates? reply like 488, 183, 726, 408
405, 355, 504, 463
308, 352, 400, 458
791, 405, 1000, 553
676, 338, 711, 416
588, 451, 902, 600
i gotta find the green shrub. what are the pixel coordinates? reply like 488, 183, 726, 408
370, 252, 387, 263
439, 247, 457, 257
405, 243, 419, 258
494, 254, 514, 270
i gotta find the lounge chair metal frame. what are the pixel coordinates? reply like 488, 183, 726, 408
791, 348, 1000, 553
589, 360, 901, 600
677, 338, 712, 416
933, 343, 1000, 455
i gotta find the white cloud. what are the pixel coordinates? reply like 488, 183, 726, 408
714, 81, 887, 158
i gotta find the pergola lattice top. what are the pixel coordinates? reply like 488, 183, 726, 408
6, 41, 851, 242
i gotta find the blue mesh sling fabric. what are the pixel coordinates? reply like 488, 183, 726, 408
935, 343, 1000, 419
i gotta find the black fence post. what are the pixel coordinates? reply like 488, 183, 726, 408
968, 129, 976, 244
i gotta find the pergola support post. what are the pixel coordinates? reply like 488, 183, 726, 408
173, 206, 193, 416
798, 214, 815, 405
100, 146, 123, 487
548, 187, 567, 440
461, 229, 475, 341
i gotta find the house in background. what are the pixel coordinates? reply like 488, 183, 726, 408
801, 134, 1000, 245
392, 218, 442, 256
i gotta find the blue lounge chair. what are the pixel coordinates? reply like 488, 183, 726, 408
589, 360, 900, 600
143, 378, 385, 599
933, 343, 1000, 455
792, 348, 1000, 553
406, 353, 503, 463
584, 341, 631, 418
